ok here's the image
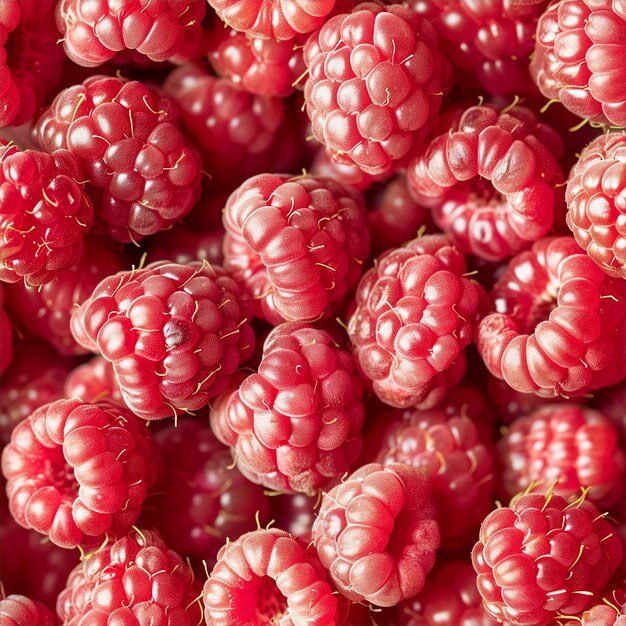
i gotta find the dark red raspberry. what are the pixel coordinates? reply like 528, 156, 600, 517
347, 233, 482, 409
5, 235, 126, 356
56, 0, 206, 67
594, 383, 626, 447
70, 260, 255, 421
146, 223, 225, 267
312, 462, 440, 606
0, 594, 54, 625
271, 492, 316, 539
210, 322, 365, 495
203, 528, 339, 625
566, 132, 626, 279
476, 236, 626, 397
223, 173, 369, 323
57, 528, 202, 625
304, 3, 451, 175
2, 398, 161, 549
35, 76, 202, 243
472, 491, 624, 625
531, 0, 626, 128
407, 105, 566, 262
0, 284, 11, 375
0, 142, 93, 287
497, 404, 625, 509
64, 357, 123, 406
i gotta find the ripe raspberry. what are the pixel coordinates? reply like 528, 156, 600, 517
497, 404, 625, 509
4, 235, 126, 356
562, 599, 626, 626
472, 491, 624, 625
203, 528, 339, 625
146, 223, 225, 267
56, 0, 206, 67
1, 398, 161, 549
0, 284, 11, 375
223, 173, 369, 323
530, 0, 626, 128
0, 142, 93, 287
476, 236, 626, 397
312, 462, 440, 606
35, 76, 202, 243
304, 3, 451, 175
407, 105, 566, 262
64, 357, 123, 406
0, 594, 54, 626
347, 233, 482, 409
70, 260, 255, 420
57, 528, 202, 625
566, 132, 626, 279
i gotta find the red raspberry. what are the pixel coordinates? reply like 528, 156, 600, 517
566, 132, 626, 280
0, 142, 93, 287
70, 260, 255, 420
223, 173, 369, 323
472, 491, 624, 625
4, 235, 126, 356
347, 233, 482, 409
562, 601, 626, 626
203, 527, 339, 625
476, 236, 626, 397
56, 0, 206, 67
304, 3, 451, 175
57, 528, 202, 625
0, 594, 54, 625
146, 223, 225, 267
530, 0, 626, 128
35, 76, 202, 243
407, 105, 566, 262
312, 462, 440, 606
1, 398, 161, 549
0, 1, 64, 127
0, 284, 11, 375
64, 357, 124, 406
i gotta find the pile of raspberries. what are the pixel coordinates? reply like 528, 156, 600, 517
1, 1, 626, 625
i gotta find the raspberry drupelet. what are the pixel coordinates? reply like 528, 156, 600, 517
0, 594, 55, 626
222, 172, 370, 323
1, 398, 161, 549
304, 2, 452, 175
561, 590, 626, 626
476, 236, 626, 397
64, 356, 124, 406
407, 105, 566, 263
70, 260, 255, 421
34, 76, 202, 243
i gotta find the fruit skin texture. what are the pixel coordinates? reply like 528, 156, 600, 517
57, 528, 202, 626
0, 284, 11, 375
210, 322, 366, 495
203, 528, 339, 626
348, 233, 482, 409
407, 105, 565, 262
565, 132, 626, 279
472, 492, 624, 625
0, 594, 55, 626
531, 0, 626, 128
0, 141, 93, 286
64, 356, 124, 406
223, 173, 369, 323
304, 3, 451, 175
70, 260, 255, 420
1, 398, 161, 549
312, 462, 441, 607
477, 236, 626, 397
35, 76, 202, 243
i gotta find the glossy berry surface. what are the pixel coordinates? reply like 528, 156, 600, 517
64, 356, 124, 406
0, 594, 55, 626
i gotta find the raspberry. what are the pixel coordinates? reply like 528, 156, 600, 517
57, 528, 202, 625
56, 0, 206, 67
203, 528, 339, 625
0, 142, 93, 287
0, 284, 11, 375
347, 233, 482, 409
210, 322, 366, 495
0, 594, 54, 625
594, 384, 626, 447
4, 235, 127, 356
497, 404, 625, 509
562, 600, 626, 626
223, 173, 369, 323
146, 223, 225, 267
565, 132, 626, 279
530, 0, 626, 128
0, 1, 64, 127
70, 260, 255, 420
1, 398, 161, 549
312, 462, 440, 606
64, 357, 124, 406
407, 105, 566, 262
304, 3, 451, 175
377, 404, 495, 549
476, 236, 626, 397
472, 491, 624, 625
35, 76, 202, 243
271, 493, 316, 539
